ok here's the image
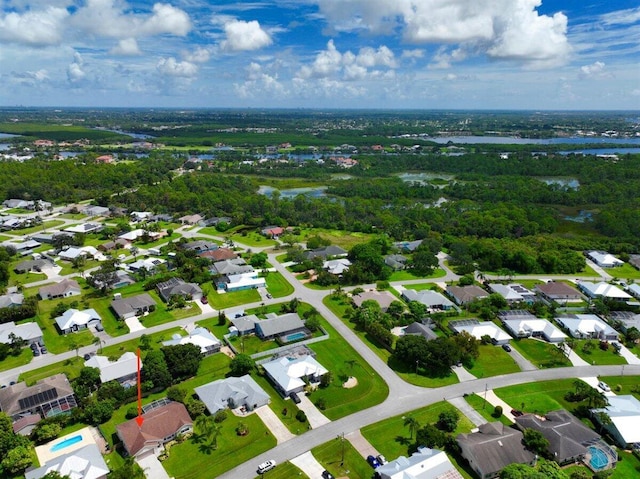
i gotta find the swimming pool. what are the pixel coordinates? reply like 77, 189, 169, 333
50, 434, 82, 452
283, 332, 307, 343
589, 446, 609, 470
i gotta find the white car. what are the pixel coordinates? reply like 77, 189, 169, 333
257, 460, 276, 474
598, 381, 610, 392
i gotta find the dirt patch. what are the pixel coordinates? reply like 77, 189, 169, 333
342, 376, 358, 389
220, 346, 235, 358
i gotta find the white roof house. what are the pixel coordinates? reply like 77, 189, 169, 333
55, 308, 101, 333
587, 251, 624, 268
593, 395, 640, 448
323, 258, 351, 275
450, 320, 511, 345
26, 444, 109, 479
502, 318, 567, 343
263, 355, 328, 396
225, 272, 266, 292
402, 289, 455, 310
194, 375, 270, 415
488, 283, 536, 303
626, 283, 640, 299
58, 246, 103, 261
376, 447, 463, 479
162, 327, 221, 355
555, 314, 619, 341
0, 321, 43, 345
85, 352, 140, 384
578, 281, 631, 300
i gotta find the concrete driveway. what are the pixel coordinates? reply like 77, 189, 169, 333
452, 365, 476, 382
447, 396, 485, 427
136, 454, 171, 479
480, 390, 517, 421
298, 393, 331, 429
255, 406, 295, 444
579, 376, 617, 396
290, 451, 326, 479
506, 345, 537, 371
617, 343, 640, 365
125, 316, 145, 332
345, 430, 379, 459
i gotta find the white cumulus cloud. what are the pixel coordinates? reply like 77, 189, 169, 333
580, 61, 605, 76
221, 20, 272, 52
157, 57, 198, 77
67, 52, 86, 83
110, 38, 141, 56
0, 7, 69, 46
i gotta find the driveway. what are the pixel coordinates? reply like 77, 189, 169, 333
125, 316, 145, 332
508, 346, 537, 371
136, 454, 171, 479
447, 396, 486, 427
452, 365, 476, 382
298, 393, 330, 429
579, 376, 617, 396
255, 406, 295, 444
290, 451, 326, 479
617, 343, 640, 365
481, 390, 517, 421
564, 346, 590, 366
345, 429, 379, 459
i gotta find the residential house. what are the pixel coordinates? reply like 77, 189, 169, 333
323, 258, 351, 275
156, 277, 202, 302
110, 293, 156, 320
211, 258, 253, 276
229, 314, 260, 336
577, 281, 631, 300
14, 258, 53, 273
95, 154, 114, 164
457, 422, 536, 479
13, 239, 42, 253
3, 198, 32, 209
162, 327, 221, 355
64, 223, 102, 234
85, 352, 140, 386
628, 254, 640, 271
38, 279, 81, 300
498, 310, 568, 343
182, 240, 218, 253
117, 401, 193, 458
384, 254, 408, 271
608, 311, 640, 334
0, 321, 43, 346
55, 308, 101, 334
261, 225, 285, 238
130, 211, 153, 222
535, 281, 583, 303
352, 290, 397, 312
302, 245, 348, 261
59, 246, 102, 262
586, 251, 624, 268
0, 374, 77, 421
199, 248, 237, 262
488, 283, 536, 304
555, 314, 619, 341
449, 319, 511, 345
178, 213, 203, 225
254, 313, 306, 340
262, 354, 328, 397
194, 375, 270, 415
127, 257, 166, 274
515, 410, 606, 466
592, 395, 640, 448
198, 216, 231, 227
376, 447, 463, 479
12, 415, 41, 436
224, 271, 266, 292
626, 283, 640, 300
446, 285, 490, 305
393, 239, 423, 252
402, 289, 454, 311
90, 270, 135, 290
0, 292, 24, 308
83, 205, 110, 217
97, 238, 129, 252
402, 322, 438, 341
26, 444, 109, 479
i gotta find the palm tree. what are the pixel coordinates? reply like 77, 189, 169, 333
403, 415, 421, 439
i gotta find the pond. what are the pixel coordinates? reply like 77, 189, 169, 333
538, 177, 580, 190
258, 185, 328, 198
564, 211, 593, 223
397, 172, 454, 185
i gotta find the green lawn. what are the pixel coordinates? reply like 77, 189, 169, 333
466, 344, 521, 378
323, 293, 459, 388
494, 378, 590, 415
227, 334, 280, 355
573, 340, 628, 365
0, 234, 10, 242
137, 232, 182, 249
311, 437, 372, 479
612, 449, 640, 478
8, 265, 47, 286
58, 213, 88, 220
264, 272, 294, 298
464, 394, 512, 425
230, 231, 277, 248
7, 220, 65, 235
362, 401, 475, 462
608, 263, 640, 280
205, 287, 261, 310
100, 327, 184, 358
389, 268, 446, 281
511, 339, 571, 368
297, 228, 374, 250
20, 357, 85, 385
400, 282, 446, 292
0, 347, 34, 373
251, 374, 304, 435
163, 413, 276, 479
253, 462, 308, 479
598, 375, 640, 398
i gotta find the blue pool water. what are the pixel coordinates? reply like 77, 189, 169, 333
284, 332, 307, 342
50, 434, 82, 452
589, 446, 609, 470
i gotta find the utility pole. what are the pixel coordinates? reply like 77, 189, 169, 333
483, 383, 488, 410
337, 432, 345, 466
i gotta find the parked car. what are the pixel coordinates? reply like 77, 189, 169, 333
257, 460, 276, 474
33, 349, 40, 356
377, 454, 387, 465
290, 392, 301, 404
322, 471, 335, 479
266, 293, 273, 299
367, 455, 381, 468
598, 381, 611, 392
30, 343, 38, 350
37, 340, 44, 348
502, 344, 512, 352
95, 323, 104, 332
40, 347, 47, 354
511, 409, 524, 417
200, 296, 209, 304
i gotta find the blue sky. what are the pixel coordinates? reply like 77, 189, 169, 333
1, 0, 639, 109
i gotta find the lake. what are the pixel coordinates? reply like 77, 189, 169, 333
258, 185, 327, 198
427, 136, 640, 145
397, 172, 454, 185
559, 148, 640, 155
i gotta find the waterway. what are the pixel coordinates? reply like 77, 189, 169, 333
427, 135, 640, 145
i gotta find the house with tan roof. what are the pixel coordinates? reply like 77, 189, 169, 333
116, 401, 192, 458
0, 373, 77, 421
446, 285, 490, 305
535, 281, 583, 303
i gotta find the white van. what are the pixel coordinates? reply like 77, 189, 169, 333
257, 460, 276, 474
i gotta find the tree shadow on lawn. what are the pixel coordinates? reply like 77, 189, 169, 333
395, 435, 412, 447
387, 356, 453, 379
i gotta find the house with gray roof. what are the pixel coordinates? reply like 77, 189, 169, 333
0, 321, 43, 345
0, 292, 24, 308
0, 373, 77, 421
457, 422, 535, 479
14, 259, 53, 274
110, 293, 156, 320
351, 290, 397, 312
303, 245, 348, 261
156, 277, 202, 302
83, 205, 110, 217
403, 322, 438, 341
488, 283, 536, 304
376, 446, 463, 479
446, 285, 490, 305
535, 281, 582, 303
608, 311, 640, 333
263, 355, 328, 396
555, 314, 619, 341
393, 239, 423, 252
384, 254, 408, 271
515, 410, 605, 465
38, 279, 81, 300
586, 250, 624, 268
211, 258, 253, 276
26, 444, 109, 479
182, 240, 218, 253
402, 289, 454, 311
255, 313, 306, 340
229, 314, 260, 336
194, 375, 270, 415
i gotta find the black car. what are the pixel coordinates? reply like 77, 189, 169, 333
502, 344, 512, 352
322, 471, 335, 479
290, 392, 301, 404
30, 343, 38, 350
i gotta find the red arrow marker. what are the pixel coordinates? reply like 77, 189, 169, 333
135, 348, 144, 427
